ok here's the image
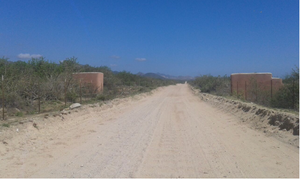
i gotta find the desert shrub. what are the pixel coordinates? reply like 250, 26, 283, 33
96, 94, 106, 101
1, 123, 9, 127
271, 67, 299, 110
191, 75, 230, 95
232, 90, 245, 100
66, 91, 78, 103
245, 78, 272, 106
0, 56, 176, 118
4, 92, 26, 108
271, 86, 294, 108
192, 68, 299, 112
15, 112, 23, 117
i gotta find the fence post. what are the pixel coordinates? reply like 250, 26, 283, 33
230, 76, 233, 95
245, 81, 247, 100
38, 95, 40, 113
2, 75, 4, 120
237, 81, 238, 96
256, 81, 258, 102
271, 79, 273, 99
64, 79, 67, 107
80, 79, 82, 104
293, 80, 295, 109
38, 82, 40, 113
90, 80, 92, 101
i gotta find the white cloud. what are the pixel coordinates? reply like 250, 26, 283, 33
111, 55, 120, 59
31, 54, 43, 58
135, 58, 146, 62
17, 53, 31, 59
17, 53, 42, 59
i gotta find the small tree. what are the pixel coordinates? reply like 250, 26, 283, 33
271, 67, 299, 110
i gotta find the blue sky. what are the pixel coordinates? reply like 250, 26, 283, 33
0, 0, 298, 77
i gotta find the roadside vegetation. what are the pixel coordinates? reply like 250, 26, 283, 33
0, 56, 177, 119
270, 67, 299, 110
191, 68, 299, 112
190, 75, 231, 96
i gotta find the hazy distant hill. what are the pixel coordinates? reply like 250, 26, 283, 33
137, 72, 194, 81
141, 73, 166, 80
157, 73, 194, 80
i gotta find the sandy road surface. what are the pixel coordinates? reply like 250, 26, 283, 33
0, 84, 298, 177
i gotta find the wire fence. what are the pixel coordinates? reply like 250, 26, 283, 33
231, 79, 299, 110
0, 75, 101, 120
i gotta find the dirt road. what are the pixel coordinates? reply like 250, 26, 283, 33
0, 84, 298, 177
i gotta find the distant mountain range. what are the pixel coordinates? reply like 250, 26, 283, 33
112, 71, 194, 80
137, 72, 194, 81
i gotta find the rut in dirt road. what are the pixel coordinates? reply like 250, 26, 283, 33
0, 84, 298, 178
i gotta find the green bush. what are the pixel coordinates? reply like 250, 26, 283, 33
15, 112, 23, 117
270, 67, 299, 110
96, 94, 106, 101
0, 56, 177, 117
192, 68, 299, 112
66, 91, 78, 103
1, 123, 9, 127
271, 83, 299, 110
191, 75, 230, 95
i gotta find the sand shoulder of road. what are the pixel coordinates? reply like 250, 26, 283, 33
0, 87, 159, 173
189, 86, 299, 148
